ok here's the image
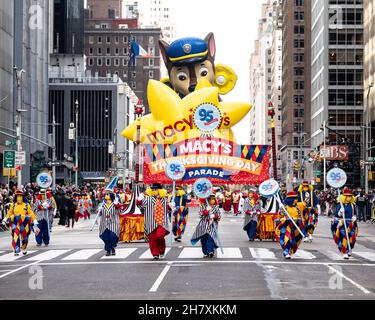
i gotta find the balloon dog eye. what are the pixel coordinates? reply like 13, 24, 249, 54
177, 72, 188, 81
199, 67, 209, 77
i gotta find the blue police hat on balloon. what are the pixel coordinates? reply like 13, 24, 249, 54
167, 37, 208, 66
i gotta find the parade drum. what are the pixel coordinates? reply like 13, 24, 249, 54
259, 179, 279, 198
193, 178, 213, 200
327, 168, 347, 189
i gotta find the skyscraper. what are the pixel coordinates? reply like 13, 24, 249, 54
280, 0, 311, 189
311, 0, 363, 187
53, 0, 85, 54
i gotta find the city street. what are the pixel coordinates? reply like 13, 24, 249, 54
1, 210, 375, 300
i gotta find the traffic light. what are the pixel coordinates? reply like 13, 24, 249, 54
293, 160, 300, 172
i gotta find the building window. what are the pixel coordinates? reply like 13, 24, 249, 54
131, 82, 136, 89
132, 71, 136, 78
294, 11, 304, 21
106, 36, 111, 44
106, 47, 111, 55
98, 47, 102, 55
123, 36, 128, 43
123, 47, 128, 55
149, 71, 154, 78
106, 58, 111, 66
294, 39, 304, 48
149, 36, 154, 44
98, 36, 102, 44
89, 36, 94, 44
115, 36, 119, 44
123, 58, 128, 66
97, 58, 102, 66
89, 47, 93, 55
148, 47, 155, 56
115, 48, 119, 55
149, 58, 154, 66
114, 58, 120, 66
88, 58, 94, 66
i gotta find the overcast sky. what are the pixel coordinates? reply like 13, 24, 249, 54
171, 0, 265, 144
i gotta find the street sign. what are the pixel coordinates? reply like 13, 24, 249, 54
15, 151, 26, 165
3, 151, 15, 168
5, 140, 16, 146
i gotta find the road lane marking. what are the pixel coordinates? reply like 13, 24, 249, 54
149, 262, 172, 292
292, 250, 316, 260
326, 265, 371, 294
178, 248, 203, 259
26, 250, 71, 261
0, 251, 37, 263
100, 248, 137, 260
353, 252, 375, 262
139, 248, 171, 259
0, 261, 40, 279
62, 249, 102, 261
249, 248, 276, 260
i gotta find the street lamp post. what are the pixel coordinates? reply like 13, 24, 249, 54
365, 84, 373, 194
75, 100, 79, 188
14, 68, 26, 189
323, 120, 327, 191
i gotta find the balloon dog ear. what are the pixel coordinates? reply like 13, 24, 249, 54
204, 32, 216, 61
159, 40, 172, 73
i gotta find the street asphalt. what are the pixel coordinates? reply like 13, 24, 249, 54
1, 208, 375, 300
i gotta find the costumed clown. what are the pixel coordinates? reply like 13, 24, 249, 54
222, 188, 233, 214
331, 188, 358, 260
34, 189, 55, 246
232, 190, 241, 216
171, 186, 191, 242
297, 180, 321, 243
98, 189, 123, 256
243, 190, 263, 242
46, 188, 57, 231
191, 193, 222, 258
2, 190, 39, 256
137, 184, 170, 260
275, 191, 308, 259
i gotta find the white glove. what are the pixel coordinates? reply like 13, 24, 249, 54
34, 225, 40, 236
317, 205, 322, 215
33, 219, 39, 226
42, 202, 49, 210
206, 206, 212, 212
2, 219, 8, 226
168, 202, 175, 210
137, 193, 145, 202
338, 208, 344, 217
337, 219, 344, 228
351, 216, 357, 223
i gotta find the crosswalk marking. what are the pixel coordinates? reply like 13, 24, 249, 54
1, 247, 375, 263
217, 248, 242, 259
100, 248, 137, 260
178, 247, 242, 259
139, 248, 171, 259
321, 250, 357, 261
249, 248, 276, 260
26, 250, 71, 261
0, 251, 37, 262
353, 252, 375, 262
292, 250, 316, 260
62, 249, 102, 261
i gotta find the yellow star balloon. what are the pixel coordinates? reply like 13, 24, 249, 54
121, 80, 252, 145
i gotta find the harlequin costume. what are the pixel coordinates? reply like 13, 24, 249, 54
243, 191, 263, 241
137, 184, 170, 259
172, 186, 191, 242
232, 190, 241, 216
98, 191, 123, 256
34, 189, 55, 246
46, 190, 57, 231
297, 180, 320, 242
82, 193, 92, 220
191, 194, 222, 258
4, 190, 38, 256
74, 193, 84, 222
331, 188, 358, 259
222, 189, 232, 213
275, 192, 307, 259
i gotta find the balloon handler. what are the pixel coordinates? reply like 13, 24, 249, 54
171, 186, 191, 242
191, 194, 222, 258
242, 191, 263, 241
98, 190, 125, 256
330, 188, 358, 260
275, 192, 308, 259
137, 184, 170, 260
2, 190, 39, 256
297, 180, 320, 243
34, 189, 55, 246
